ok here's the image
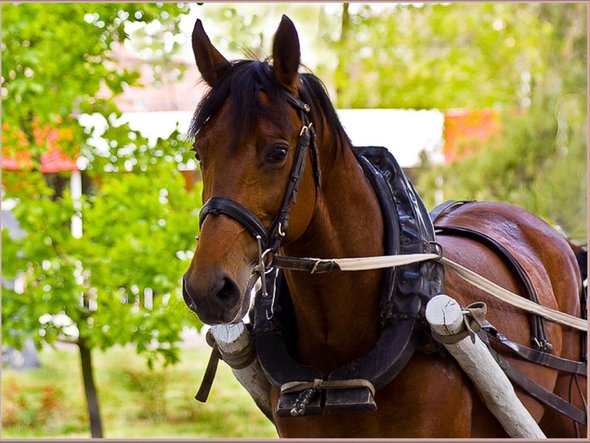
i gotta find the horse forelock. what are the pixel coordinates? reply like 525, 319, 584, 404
188, 59, 350, 154
189, 60, 288, 150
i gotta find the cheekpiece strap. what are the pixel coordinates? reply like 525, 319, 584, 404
284, 91, 321, 188
284, 92, 311, 114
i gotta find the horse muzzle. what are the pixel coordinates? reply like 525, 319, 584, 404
182, 268, 248, 325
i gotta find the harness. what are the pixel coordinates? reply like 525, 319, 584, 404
254, 145, 443, 417
432, 200, 553, 352
199, 93, 320, 258
199, 90, 443, 415
196, 92, 586, 426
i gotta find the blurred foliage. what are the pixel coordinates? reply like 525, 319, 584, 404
1, 0, 198, 362
417, 3, 587, 239
319, 3, 552, 109
2, 171, 201, 364
2, 2, 198, 437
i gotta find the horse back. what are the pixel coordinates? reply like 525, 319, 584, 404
434, 201, 583, 318
434, 201, 586, 437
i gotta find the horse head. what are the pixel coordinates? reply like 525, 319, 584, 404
182, 16, 320, 325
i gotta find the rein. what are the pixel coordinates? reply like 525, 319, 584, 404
270, 252, 588, 332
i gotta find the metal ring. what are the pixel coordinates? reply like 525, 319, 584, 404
261, 248, 275, 272
310, 260, 322, 274
429, 241, 444, 260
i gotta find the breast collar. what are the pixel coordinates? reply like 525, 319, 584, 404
253, 146, 444, 417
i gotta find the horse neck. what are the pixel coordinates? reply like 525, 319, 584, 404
281, 131, 385, 373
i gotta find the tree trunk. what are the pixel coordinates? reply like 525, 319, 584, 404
334, 2, 351, 107
78, 339, 104, 438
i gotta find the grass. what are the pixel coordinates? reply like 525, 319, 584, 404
2, 341, 278, 438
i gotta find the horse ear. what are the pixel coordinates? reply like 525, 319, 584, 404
272, 15, 300, 90
192, 19, 230, 87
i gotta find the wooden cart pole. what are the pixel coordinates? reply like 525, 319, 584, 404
425, 294, 546, 438
210, 323, 273, 420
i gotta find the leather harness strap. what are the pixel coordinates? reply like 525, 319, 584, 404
198, 90, 318, 254
478, 331, 587, 426
200, 197, 269, 245
436, 225, 552, 352
482, 324, 587, 375
272, 255, 341, 273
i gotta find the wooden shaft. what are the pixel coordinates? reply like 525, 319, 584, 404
425, 294, 546, 439
210, 323, 273, 420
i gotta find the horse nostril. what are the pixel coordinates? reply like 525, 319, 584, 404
182, 272, 243, 324
217, 276, 240, 306
182, 278, 198, 313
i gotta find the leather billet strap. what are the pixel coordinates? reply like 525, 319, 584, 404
435, 223, 552, 353
478, 330, 587, 426
198, 90, 318, 253
482, 324, 587, 375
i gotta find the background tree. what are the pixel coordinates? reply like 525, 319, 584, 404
1, 3, 198, 438
415, 3, 587, 239
318, 3, 550, 109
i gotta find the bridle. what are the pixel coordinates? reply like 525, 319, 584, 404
198, 90, 321, 300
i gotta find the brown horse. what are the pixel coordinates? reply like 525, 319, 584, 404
182, 16, 586, 438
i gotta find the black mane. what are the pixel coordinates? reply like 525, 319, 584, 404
188, 59, 351, 152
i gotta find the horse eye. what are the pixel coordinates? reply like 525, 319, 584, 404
191, 143, 201, 162
265, 145, 288, 165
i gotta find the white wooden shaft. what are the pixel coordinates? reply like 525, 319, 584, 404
426, 294, 546, 439
229, 361, 272, 418
210, 323, 250, 354
210, 323, 272, 418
